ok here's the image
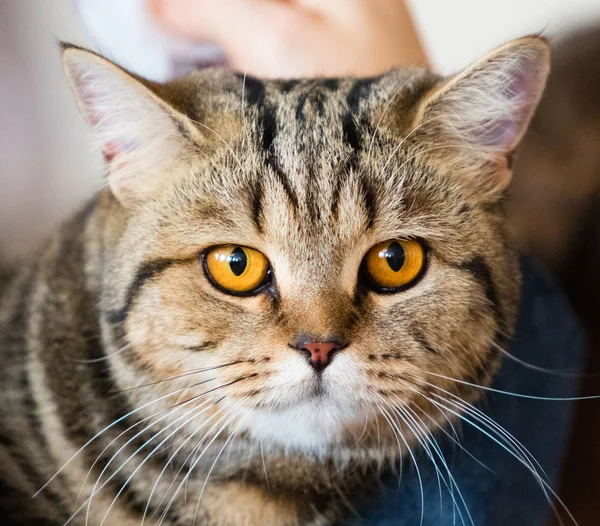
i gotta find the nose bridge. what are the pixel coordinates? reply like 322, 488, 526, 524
285, 285, 355, 339
277, 240, 356, 338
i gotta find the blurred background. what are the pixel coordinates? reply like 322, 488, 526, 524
2, 0, 600, 524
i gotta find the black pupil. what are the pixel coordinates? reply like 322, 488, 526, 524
385, 242, 405, 272
228, 247, 247, 276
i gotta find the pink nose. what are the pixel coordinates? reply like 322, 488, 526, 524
301, 341, 342, 371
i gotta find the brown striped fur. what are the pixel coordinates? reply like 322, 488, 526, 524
0, 37, 549, 525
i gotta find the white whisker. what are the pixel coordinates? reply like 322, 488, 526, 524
424, 392, 577, 526
158, 397, 248, 526
378, 114, 449, 179
366, 72, 419, 165
410, 400, 493, 475
141, 397, 232, 525
374, 395, 424, 526
71, 341, 133, 364
491, 340, 582, 376
187, 118, 244, 174
424, 370, 600, 401
384, 396, 470, 526
398, 400, 473, 526
34, 384, 198, 498
76, 408, 162, 505
86, 398, 211, 526
96, 397, 217, 526
260, 433, 271, 494
193, 397, 253, 525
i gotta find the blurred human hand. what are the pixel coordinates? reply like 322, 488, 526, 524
150, 0, 427, 78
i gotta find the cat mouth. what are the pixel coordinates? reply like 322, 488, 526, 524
308, 377, 326, 398
265, 378, 333, 410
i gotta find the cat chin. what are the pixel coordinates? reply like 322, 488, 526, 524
239, 400, 364, 455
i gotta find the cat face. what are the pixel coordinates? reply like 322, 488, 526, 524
63, 38, 549, 457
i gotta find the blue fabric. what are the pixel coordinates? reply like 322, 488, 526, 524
356, 257, 586, 526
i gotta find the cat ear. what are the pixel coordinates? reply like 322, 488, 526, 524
413, 36, 550, 189
61, 43, 200, 206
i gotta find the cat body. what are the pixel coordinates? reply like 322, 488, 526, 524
0, 37, 549, 525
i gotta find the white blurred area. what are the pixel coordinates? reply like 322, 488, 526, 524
0, 0, 99, 260
1, 0, 600, 261
409, 0, 600, 74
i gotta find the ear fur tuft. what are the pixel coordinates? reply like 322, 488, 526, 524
413, 35, 550, 188
61, 45, 198, 205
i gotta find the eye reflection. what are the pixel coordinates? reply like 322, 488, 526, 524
364, 239, 426, 291
228, 246, 248, 276
204, 245, 269, 295
381, 241, 406, 272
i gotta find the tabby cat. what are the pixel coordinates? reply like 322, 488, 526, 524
0, 36, 549, 525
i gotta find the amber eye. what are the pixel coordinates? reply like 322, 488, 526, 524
363, 239, 426, 291
204, 245, 270, 295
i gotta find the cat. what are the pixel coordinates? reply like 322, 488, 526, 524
0, 36, 549, 525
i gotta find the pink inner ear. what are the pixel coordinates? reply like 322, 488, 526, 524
72, 73, 138, 167
474, 54, 542, 151
73, 72, 103, 127
103, 141, 120, 164
102, 140, 136, 171
476, 117, 519, 149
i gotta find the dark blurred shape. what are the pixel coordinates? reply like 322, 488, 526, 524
511, 27, 600, 273
510, 26, 600, 526
0, 264, 15, 296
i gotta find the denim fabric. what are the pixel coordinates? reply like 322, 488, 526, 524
355, 256, 586, 526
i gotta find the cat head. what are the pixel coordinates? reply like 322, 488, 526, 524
62, 37, 549, 457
